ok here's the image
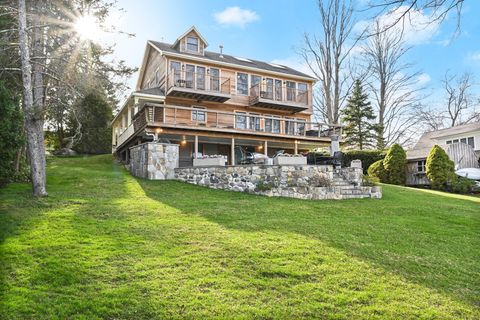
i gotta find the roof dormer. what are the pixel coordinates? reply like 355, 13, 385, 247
172, 26, 208, 56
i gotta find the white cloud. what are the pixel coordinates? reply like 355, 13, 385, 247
214, 7, 259, 28
270, 57, 315, 77
417, 73, 431, 86
466, 51, 480, 62
354, 6, 441, 45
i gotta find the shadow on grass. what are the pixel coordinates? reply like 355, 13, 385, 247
138, 179, 480, 308
0, 156, 160, 319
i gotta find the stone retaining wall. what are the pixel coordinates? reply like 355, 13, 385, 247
175, 165, 381, 200
129, 142, 179, 180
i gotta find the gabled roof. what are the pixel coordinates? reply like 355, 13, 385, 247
406, 122, 480, 160
149, 40, 316, 81
172, 26, 209, 48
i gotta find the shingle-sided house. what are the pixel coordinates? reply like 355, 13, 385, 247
111, 26, 341, 167
406, 122, 480, 185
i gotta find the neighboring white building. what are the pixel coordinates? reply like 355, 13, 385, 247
406, 122, 480, 185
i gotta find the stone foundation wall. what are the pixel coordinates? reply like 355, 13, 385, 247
175, 165, 381, 200
129, 143, 179, 180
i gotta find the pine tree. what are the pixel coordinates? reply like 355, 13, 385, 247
341, 80, 377, 150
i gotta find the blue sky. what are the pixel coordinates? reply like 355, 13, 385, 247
110, 0, 480, 107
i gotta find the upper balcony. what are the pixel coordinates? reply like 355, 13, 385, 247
249, 83, 309, 113
166, 70, 231, 102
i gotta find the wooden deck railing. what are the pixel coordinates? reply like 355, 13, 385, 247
249, 83, 309, 106
145, 104, 341, 138
166, 70, 231, 95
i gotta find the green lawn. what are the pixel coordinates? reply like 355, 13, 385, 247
0, 155, 479, 319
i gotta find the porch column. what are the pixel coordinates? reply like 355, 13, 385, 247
264, 140, 268, 156
294, 140, 298, 155
194, 135, 199, 159
231, 138, 235, 165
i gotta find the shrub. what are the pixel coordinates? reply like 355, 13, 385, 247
426, 145, 455, 190
342, 150, 386, 174
256, 180, 274, 191
383, 143, 406, 185
450, 177, 475, 194
367, 159, 386, 182
362, 175, 380, 186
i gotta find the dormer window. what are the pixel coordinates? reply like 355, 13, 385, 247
187, 37, 199, 52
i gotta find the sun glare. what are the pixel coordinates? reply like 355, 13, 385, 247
74, 15, 101, 41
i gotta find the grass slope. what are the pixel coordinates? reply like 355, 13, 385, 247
0, 155, 479, 319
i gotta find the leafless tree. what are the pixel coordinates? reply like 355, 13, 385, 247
362, 20, 424, 148
416, 72, 478, 131
366, 0, 464, 36
301, 0, 359, 124
443, 72, 478, 127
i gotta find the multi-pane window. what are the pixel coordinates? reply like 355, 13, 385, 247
275, 79, 282, 101
196, 66, 205, 90
285, 118, 295, 135
170, 61, 181, 85
286, 81, 296, 101
251, 75, 261, 88
296, 119, 306, 135
210, 68, 220, 91
297, 83, 307, 104
417, 160, 426, 173
265, 78, 273, 99
185, 64, 195, 88
446, 137, 475, 148
265, 116, 280, 133
192, 107, 206, 122
237, 73, 248, 95
235, 112, 247, 129
249, 114, 261, 131
187, 37, 199, 52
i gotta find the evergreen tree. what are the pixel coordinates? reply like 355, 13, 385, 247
70, 90, 112, 154
426, 145, 455, 190
383, 143, 406, 185
341, 80, 377, 150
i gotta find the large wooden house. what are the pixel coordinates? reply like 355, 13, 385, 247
112, 26, 341, 166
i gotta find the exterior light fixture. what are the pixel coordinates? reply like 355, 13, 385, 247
156, 128, 163, 134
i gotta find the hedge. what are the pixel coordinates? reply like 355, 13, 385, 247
342, 150, 386, 174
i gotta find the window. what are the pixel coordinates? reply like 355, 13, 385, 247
187, 37, 199, 52
185, 64, 195, 88
467, 137, 475, 148
251, 75, 261, 90
196, 66, 205, 90
192, 107, 206, 122
286, 81, 296, 101
235, 112, 247, 129
275, 79, 282, 101
264, 78, 273, 99
296, 119, 306, 135
210, 68, 220, 91
237, 73, 248, 95
249, 113, 261, 131
265, 115, 280, 133
297, 83, 308, 104
447, 137, 475, 148
417, 160, 426, 173
285, 118, 295, 135
170, 61, 181, 85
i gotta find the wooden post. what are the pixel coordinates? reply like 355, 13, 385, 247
294, 140, 298, 155
231, 138, 235, 165
264, 140, 268, 156
194, 135, 198, 159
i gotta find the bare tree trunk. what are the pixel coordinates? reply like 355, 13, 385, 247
17, 0, 47, 196
302, 0, 357, 125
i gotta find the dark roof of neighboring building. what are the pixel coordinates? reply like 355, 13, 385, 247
149, 40, 316, 81
135, 87, 165, 96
